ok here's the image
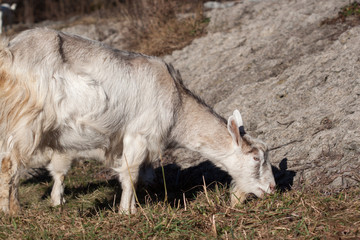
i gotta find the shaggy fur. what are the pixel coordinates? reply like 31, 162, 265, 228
0, 28, 275, 214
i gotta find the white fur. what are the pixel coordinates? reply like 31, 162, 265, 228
0, 28, 275, 214
233, 110, 243, 127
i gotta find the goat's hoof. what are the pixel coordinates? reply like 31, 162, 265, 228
9, 202, 21, 215
51, 197, 66, 206
118, 207, 137, 215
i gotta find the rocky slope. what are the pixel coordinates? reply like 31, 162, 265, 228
162, 0, 359, 189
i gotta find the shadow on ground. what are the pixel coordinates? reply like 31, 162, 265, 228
272, 158, 297, 192
21, 157, 296, 213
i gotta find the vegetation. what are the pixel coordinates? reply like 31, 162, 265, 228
322, 1, 360, 26
339, 1, 360, 18
0, 160, 358, 239
120, 0, 209, 56
9, 0, 209, 56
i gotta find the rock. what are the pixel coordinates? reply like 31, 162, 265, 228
61, 19, 131, 50
62, 24, 99, 40
164, 0, 360, 190
204, 1, 236, 10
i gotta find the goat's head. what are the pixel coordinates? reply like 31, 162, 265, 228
226, 110, 275, 206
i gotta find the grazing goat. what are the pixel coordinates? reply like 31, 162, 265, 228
0, 3, 16, 34
0, 28, 275, 215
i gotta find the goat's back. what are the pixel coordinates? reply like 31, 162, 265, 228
1, 28, 181, 160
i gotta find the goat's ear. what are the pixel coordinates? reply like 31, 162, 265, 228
227, 115, 241, 146
228, 110, 247, 146
233, 109, 246, 137
232, 110, 243, 126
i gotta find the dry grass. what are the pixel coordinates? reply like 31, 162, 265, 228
0, 160, 359, 239
10, 0, 209, 57
322, 1, 360, 26
120, 0, 209, 56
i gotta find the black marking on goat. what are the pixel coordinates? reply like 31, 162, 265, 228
239, 126, 246, 137
57, 34, 66, 63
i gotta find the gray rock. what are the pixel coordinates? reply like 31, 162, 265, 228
165, 0, 359, 190
204, 1, 236, 9
61, 20, 131, 50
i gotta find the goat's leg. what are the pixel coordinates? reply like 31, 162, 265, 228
115, 134, 148, 214
0, 156, 11, 213
9, 170, 20, 215
47, 152, 73, 206
0, 153, 20, 214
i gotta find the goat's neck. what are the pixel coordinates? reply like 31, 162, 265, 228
173, 96, 233, 162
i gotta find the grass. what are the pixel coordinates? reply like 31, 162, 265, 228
0, 160, 359, 239
339, 1, 360, 18
121, 0, 210, 56
322, 1, 360, 26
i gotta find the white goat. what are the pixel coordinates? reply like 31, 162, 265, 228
0, 28, 275, 215
0, 3, 16, 34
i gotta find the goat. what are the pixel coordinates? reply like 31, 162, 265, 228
0, 3, 16, 34
0, 28, 275, 214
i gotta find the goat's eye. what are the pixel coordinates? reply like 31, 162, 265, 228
253, 157, 260, 161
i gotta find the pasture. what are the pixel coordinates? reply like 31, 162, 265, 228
0, 159, 358, 239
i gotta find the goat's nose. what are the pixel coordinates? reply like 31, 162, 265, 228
269, 184, 276, 193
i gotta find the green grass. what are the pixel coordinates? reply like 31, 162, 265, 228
322, 1, 360, 26
0, 160, 359, 239
339, 1, 360, 18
